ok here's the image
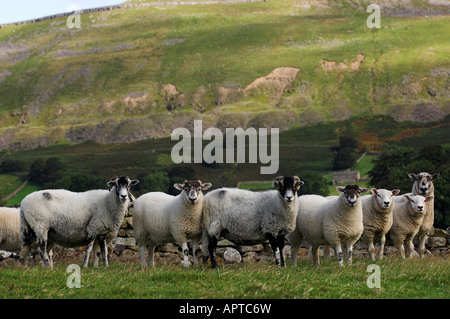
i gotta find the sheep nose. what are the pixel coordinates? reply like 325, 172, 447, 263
384, 201, 390, 206
120, 194, 127, 201
417, 206, 424, 211
286, 195, 293, 202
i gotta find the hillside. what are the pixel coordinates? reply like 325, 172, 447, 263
0, 0, 449, 150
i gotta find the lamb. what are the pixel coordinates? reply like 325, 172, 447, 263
133, 180, 212, 267
288, 184, 368, 266
360, 188, 400, 260
20, 176, 139, 268
202, 176, 304, 269
396, 172, 439, 257
390, 194, 433, 259
0, 207, 21, 253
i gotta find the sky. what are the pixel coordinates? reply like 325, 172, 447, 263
0, 0, 126, 24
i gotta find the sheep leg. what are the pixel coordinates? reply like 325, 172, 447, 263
138, 245, 147, 266
311, 245, 320, 266
181, 242, 191, 267
364, 233, 376, 261
93, 240, 100, 268
47, 242, 55, 269
267, 234, 281, 267
208, 236, 218, 269
394, 241, 406, 260
147, 241, 157, 267
201, 234, 210, 265
344, 242, 354, 265
277, 236, 286, 267
288, 231, 302, 267
38, 239, 51, 269
82, 236, 96, 268
417, 232, 427, 258
98, 235, 108, 267
19, 219, 36, 267
405, 239, 415, 259
192, 237, 200, 265
334, 244, 344, 266
377, 235, 386, 260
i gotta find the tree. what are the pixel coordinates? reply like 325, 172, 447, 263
139, 172, 170, 194
29, 158, 46, 183
332, 134, 361, 170
48, 173, 105, 192
1, 158, 27, 172
29, 157, 66, 184
297, 171, 329, 197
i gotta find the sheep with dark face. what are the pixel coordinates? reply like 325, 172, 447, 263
202, 176, 304, 268
394, 172, 439, 257
20, 176, 139, 268
133, 180, 212, 267
288, 185, 368, 266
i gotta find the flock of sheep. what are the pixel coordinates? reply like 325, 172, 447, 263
0, 171, 440, 269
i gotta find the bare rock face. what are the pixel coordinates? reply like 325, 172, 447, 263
388, 102, 446, 123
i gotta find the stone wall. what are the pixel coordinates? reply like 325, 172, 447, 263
111, 210, 449, 264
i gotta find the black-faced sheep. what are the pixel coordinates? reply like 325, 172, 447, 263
202, 176, 304, 268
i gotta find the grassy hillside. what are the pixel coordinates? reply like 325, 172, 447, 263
0, 0, 449, 149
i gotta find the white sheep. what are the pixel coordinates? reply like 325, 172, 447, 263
92, 195, 135, 268
360, 188, 400, 260
20, 176, 139, 268
288, 184, 368, 266
0, 207, 20, 253
202, 176, 304, 268
390, 194, 433, 259
133, 180, 212, 267
397, 172, 439, 257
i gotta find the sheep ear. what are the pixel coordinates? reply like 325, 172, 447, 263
130, 180, 139, 186
295, 180, 305, 190
408, 173, 417, 181
201, 183, 212, 190
425, 196, 434, 202
107, 177, 119, 188
370, 188, 377, 195
391, 189, 401, 196
174, 183, 184, 191
359, 187, 369, 193
335, 186, 345, 193
273, 176, 283, 188
403, 194, 411, 201
432, 173, 440, 180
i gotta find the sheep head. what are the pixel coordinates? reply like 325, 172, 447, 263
336, 184, 369, 207
404, 194, 434, 216
370, 188, 401, 209
174, 180, 212, 205
408, 172, 440, 196
273, 176, 304, 203
107, 176, 139, 203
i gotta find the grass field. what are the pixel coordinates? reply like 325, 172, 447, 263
0, 257, 448, 299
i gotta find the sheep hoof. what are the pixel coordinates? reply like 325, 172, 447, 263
181, 260, 192, 267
